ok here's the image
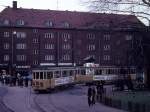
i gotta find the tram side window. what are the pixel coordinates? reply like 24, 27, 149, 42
95, 69, 102, 75
54, 71, 60, 78
40, 72, 43, 79
47, 72, 53, 79
33, 72, 36, 79
62, 71, 67, 77
36, 72, 40, 79
44, 72, 47, 79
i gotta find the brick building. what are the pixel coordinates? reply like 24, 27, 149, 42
0, 1, 146, 75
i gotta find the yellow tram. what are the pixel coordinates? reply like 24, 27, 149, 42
32, 67, 76, 91
32, 66, 136, 92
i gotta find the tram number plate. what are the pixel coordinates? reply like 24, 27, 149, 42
55, 76, 74, 86
93, 75, 117, 81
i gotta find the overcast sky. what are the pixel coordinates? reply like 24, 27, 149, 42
0, 0, 87, 11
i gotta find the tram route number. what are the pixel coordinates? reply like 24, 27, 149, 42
55, 76, 74, 86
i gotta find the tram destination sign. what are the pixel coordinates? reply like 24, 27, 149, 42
93, 75, 118, 81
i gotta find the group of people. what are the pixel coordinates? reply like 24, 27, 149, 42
87, 82, 104, 107
0, 73, 31, 87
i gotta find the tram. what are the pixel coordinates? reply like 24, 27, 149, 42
32, 67, 77, 91
32, 66, 137, 92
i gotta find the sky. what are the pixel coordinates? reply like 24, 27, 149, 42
0, 0, 88, 11
0, 0, 148, 25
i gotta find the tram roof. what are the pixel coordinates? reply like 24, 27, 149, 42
32, 66, 136, 71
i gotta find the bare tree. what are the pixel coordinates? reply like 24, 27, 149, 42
81, 0, 150, 25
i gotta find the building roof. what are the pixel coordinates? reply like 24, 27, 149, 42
0, 7, 145, 29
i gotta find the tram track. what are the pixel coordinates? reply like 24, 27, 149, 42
48, 94, 69, 112
0, 86, 15, 112
33, 95, 48, 112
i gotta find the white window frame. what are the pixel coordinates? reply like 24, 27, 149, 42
45, 55, 55, 61
88, 44, 95, 51
104, 34, 110, 41
16, 43, 27, 49
4, 32, 10, 37
16, 55, 27, 61
16, 32, 26, 38
104, 45, 110, 51
4, 55, 9, 61
87, 33, 95, 40
103, 55, 110, 61
44, 33, 54, 39
4, 43, 10, 49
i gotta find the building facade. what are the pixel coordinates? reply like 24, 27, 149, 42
0, 1, 146, 75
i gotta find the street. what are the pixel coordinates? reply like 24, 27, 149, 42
0, 84, 126, 112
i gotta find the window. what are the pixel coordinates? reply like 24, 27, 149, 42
104, 45, 110, 51
63, 44, 71, 50
45, 33, 54, 38
33, 50, 39, 55
87, 33, 95, 40
4, 55, 9, 61
16, 55, 26, 61
104, 34, 110, 41
45, 55, 55, 61
4, 43, 10, 49
45, 44, 55, 49
16, 32, 26, 38
62, 33, 70, 41
16, 43, 27, 49
87, 44, 95, 51
45, 20, 53, 27
62, 54, 70, 61
33, 38, 39, 43
63, 22, 70, 28
3, 19, 10, 25
33, 60, 38, 65
125, 34, 132, 40
33, 29, 38, 33
4, 32, 10, 37
16, 20, 25, 26
103, 55, 110, 61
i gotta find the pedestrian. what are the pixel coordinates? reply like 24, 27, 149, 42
96, 81, 104, 102
91, 86, 96, 105
24, 76, 28, 87
87, 85, 92, 107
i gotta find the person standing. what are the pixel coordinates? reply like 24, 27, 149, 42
87, 85, 92, 107
97, 82, 104, 102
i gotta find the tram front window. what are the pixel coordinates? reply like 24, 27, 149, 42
36, 72, 40, 79
62, 71, 67, 77
54, 71, 60, 78
47, 72, 53, 79
40, 72, 43, 79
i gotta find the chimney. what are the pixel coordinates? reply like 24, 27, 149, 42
13, 1, 17, 9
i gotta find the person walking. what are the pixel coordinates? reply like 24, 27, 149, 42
87, 85, 92, 107
91, 86, 96, 105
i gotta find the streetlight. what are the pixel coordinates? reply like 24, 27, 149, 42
11, 31, 16, 75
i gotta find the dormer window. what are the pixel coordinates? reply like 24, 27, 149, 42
45, 20, 53, 27
3, 19, 10, 25
16, 19, 25, 26
63, 22, 70, 28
